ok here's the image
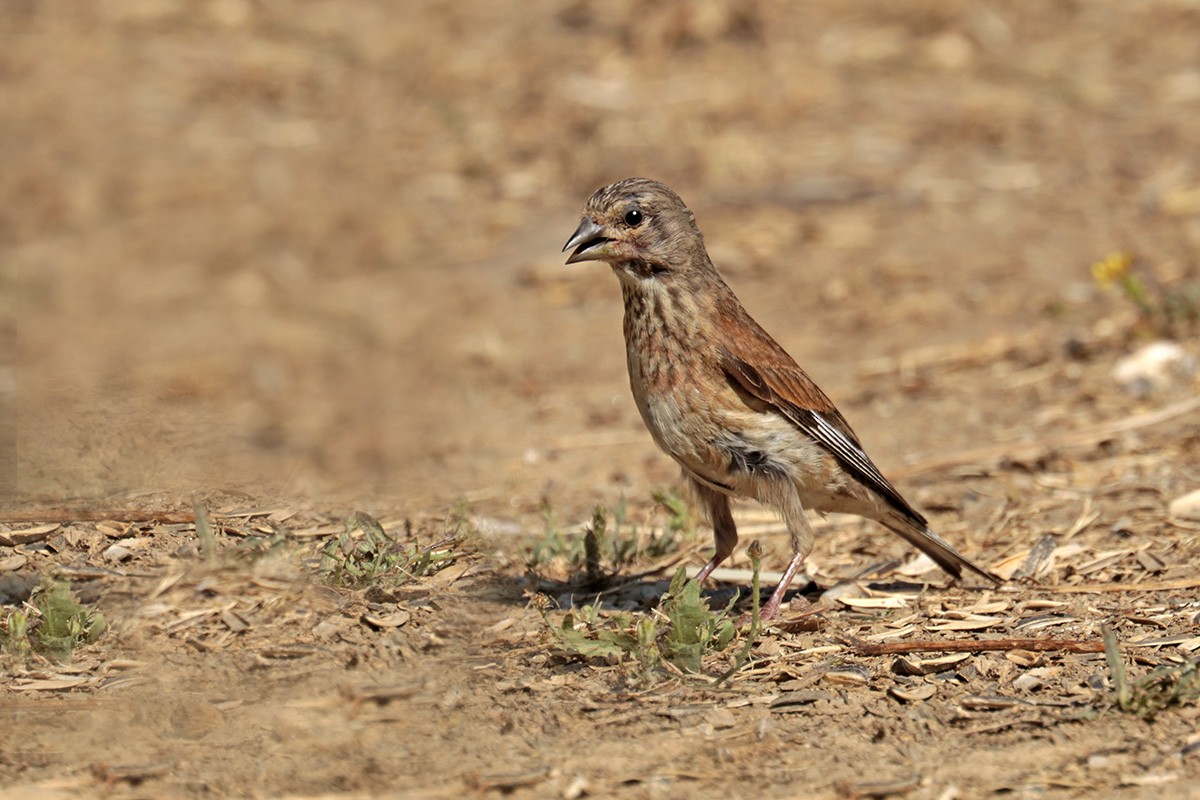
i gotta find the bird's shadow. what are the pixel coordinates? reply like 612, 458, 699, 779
526, 571, 824, 615
462, 566, 937, 625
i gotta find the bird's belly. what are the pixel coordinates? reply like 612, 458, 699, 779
634, 381, 791, 485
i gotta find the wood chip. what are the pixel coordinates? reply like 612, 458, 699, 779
769, 690, 833, 709
220, 609, 251, 632
258, 644, 319, 659
990, 550, 1030, 581
103, 544, 133, 562
1127, 634, 1199, 648
1135, 550, 1166, 573
1013, 534, 1058, 579
1177, 637, 1200, 653
1013, 614, 1077, 631
1005, 650, 1044, 667
889, 684, 937, 703
0, 523, 60, 546
959, 601, 1011, 615
0, 554, 27, 571
824, 664, 871, 686
12, 676, 91, 691
959, 695, 1032, 711
929, 615, 1005, 631
863, 625, 919, 641
292, 526, 341, 539
838, 595, 913, 609
95, 521, 130, 538
893, 653, 970, 676
423, 561, 475, 589
361, 610, 412, 629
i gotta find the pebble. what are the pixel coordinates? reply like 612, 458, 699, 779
1112, 341, 1195, 395
1168, 489, 1200, 522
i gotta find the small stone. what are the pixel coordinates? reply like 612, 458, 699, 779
103, 544, 133, 562
1168, 489, 1200, 522
563, 775, 588, 800
1013, 672, 1043, 692
1112, 341, 1194, 396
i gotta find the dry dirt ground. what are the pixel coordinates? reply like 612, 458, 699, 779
3, 2, 1200, 798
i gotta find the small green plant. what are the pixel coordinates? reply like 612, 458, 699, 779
1103, 625, 1200, 719
1092, 251, 1200, 337
0, 608, 30, 656
1, 581, 106, 661
714, 540, 764, 686
656, 567, 738, 673
545, 567, 742, 681
525, 499, 585, 570
525, 491, 696, 579
193, 498, 218, 562
320, 511, 464, 587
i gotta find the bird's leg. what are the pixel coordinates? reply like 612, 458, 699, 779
691, 480, 737, 583
757, 489, 816, 621
760, 551, 807, 620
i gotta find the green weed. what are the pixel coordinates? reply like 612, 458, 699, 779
1103, 625, 1200, 719
0, 581, 106, 661
320, 510, 466, 587
525, 491, 695, 579
544, 567, 744, 681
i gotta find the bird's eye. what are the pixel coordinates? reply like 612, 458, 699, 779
623, 209, 644, 227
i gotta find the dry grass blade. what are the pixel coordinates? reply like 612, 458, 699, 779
1105, 624, 1200, 718
193, 498, 217, 561
1103, 625, 1130, 709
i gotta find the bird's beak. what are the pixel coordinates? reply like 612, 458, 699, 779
562, 217, 612, 264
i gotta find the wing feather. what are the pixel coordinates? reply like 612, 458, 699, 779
722, 350, 927, 526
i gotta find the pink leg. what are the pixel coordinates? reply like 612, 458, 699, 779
758, 551, 807, 620
693, 552, 725, 583
690, 480, 737, 585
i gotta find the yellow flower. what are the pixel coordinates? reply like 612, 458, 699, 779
1092, 252, 1133, 287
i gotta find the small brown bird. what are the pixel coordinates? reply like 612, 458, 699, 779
563, 178, 998, 619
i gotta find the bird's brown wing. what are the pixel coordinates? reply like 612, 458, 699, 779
717, 306, 999, 585
717, 314, 927, 527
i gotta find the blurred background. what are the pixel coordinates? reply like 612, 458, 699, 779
3, 0, 1198, 514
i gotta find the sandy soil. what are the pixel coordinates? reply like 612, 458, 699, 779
2, 2, 1200, 798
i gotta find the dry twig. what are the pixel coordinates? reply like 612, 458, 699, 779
846, 637, 1105, 656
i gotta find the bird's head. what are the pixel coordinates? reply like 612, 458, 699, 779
562, 178, 706, 278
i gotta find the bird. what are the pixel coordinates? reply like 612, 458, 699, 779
562, 177, 999, 620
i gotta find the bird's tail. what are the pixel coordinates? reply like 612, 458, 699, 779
880, 510, 1000, 585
